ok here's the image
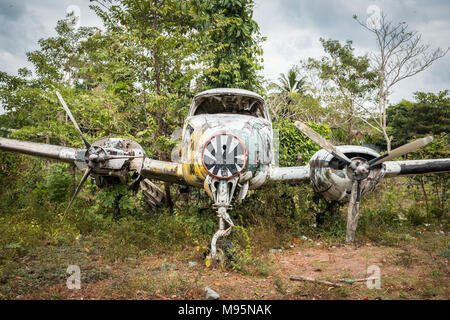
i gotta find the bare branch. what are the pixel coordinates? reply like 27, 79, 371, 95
354, 10, 449, 151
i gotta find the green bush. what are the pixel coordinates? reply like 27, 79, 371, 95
405, 206, 427, 226
45, 164, 71, 203
274, 119, 331, 166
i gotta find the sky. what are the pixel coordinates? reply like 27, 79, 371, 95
0, 0, 449, 112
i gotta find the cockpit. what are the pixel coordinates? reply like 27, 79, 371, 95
188, 88, 270, 121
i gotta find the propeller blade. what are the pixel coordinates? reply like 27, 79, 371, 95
56, 91, 91, 149
60, 167, 92, 222
294, 120, 352, 165
369, 136, 433, 167
346, 180, 361, 244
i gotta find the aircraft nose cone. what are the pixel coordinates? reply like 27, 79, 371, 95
202, 134, 247, 179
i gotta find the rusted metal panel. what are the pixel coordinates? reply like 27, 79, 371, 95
140, 157, 185, 183
180, 112, 274, 189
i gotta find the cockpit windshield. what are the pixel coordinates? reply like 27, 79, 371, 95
191, 94, 267, 119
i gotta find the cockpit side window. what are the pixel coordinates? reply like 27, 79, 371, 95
192, 95, 266, 119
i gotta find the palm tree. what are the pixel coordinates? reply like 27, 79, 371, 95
267, 66, 310, 121
274, 66, 307, 94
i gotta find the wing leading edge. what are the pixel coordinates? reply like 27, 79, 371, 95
383, 159, 450, 177
0, 137, 79, 163
0, 136, 184, 184
268, 165, 310, 182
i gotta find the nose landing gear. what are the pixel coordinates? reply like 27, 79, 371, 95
204, 176, 239, 263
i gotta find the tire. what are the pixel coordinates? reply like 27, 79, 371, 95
204, 239, 235, 263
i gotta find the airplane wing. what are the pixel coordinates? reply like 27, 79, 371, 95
267, 156, 450, 183
0, 91, 188, 218
140, 157, 184, 183
383, 159, 450, 177
0, 136, 184, 184
0, 137, 80, 163
268, 165, 310, 182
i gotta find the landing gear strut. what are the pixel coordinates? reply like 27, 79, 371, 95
211, 206, 234, 260
204, 176, 238, 262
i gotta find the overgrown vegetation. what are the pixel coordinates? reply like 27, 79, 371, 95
1, 145, 447, 298
0, 1, 448, 299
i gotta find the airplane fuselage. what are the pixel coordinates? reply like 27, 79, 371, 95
179, 113, 274, 188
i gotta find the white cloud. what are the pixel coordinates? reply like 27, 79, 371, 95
0, 50, 30, 75
0, 0, 448, 106
0, 0, 103, 76
254, 0, 450, 103
259, 27, 324, 82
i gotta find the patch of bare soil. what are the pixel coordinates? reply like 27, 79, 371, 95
20, 240, 449, 300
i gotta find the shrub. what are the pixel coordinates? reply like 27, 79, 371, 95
45, 164, 71, 203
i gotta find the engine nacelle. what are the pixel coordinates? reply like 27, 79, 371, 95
309, 146, 385, 202
74, 137, 145, 186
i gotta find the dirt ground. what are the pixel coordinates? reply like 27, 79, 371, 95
16, 232, 449, 300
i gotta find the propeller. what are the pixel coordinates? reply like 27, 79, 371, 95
60, 167, 91, 222
56, 91, 91, 149
56, 91, 93, 221
346, 180, 361, 243
368, 136, 433, 167
294, 120, 434, 243
56, 91, 145, 221
294, 121, 352, 165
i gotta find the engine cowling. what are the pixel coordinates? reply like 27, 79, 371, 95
73, 137, 145, 187
309, 146, 385, 202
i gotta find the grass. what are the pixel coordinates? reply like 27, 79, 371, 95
0, 228, 448, 300
0, 157, 448, 299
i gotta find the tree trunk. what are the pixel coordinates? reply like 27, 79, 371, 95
347, 115, 353, 145
347, 100, 354, 145
382, 128, 391, 152
152, 0, 173, 210
379, 89, 391, 152
418, 176, 430, 215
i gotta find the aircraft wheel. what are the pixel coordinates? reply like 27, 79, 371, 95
204, 239, 235, 264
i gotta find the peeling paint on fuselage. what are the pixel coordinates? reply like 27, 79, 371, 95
180, 113, 273, 188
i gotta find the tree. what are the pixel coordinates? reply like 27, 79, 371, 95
26, 12, 102, 85
266, 63, 325, 122
387, 90, 450, 147
385, 90, 449, 220
354, 11, 449, 151
272, 66, 307, 94
305, 38, 377, 144
274, 119, 331, 167
90, 0, 207, 207
2, 1, 267, 210
197, 0, 265, 92
267, 91, 326, 124
0, 14, 121, 148
0, 13, 135, 214
267, 65, 320, 123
